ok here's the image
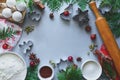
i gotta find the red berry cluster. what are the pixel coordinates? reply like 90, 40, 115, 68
29, 53, 40, 67
68, 56, 82, 62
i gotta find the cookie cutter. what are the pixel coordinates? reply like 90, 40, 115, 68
60, 4, 73, 21
28, 10, 41, 21
19, 41, 33, 54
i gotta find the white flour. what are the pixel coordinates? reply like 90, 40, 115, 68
0, 53, 25, 80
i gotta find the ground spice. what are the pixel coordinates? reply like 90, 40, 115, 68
39, 66, 52, 78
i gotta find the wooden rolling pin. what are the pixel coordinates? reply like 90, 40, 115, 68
89, 1, 120, 76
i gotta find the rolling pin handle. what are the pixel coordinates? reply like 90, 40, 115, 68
89, 1, 101, 18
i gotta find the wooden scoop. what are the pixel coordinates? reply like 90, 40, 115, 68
89, 1, 120, 76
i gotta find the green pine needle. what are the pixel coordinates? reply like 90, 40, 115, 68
57, 65, 82, 80
0, 27, 16, 40
25, 65, 39, 80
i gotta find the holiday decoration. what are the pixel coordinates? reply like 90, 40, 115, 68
0, 27, 16, 40
24, 26, 34, 34
0, 19, 22, 53
85, 25, 91, 32
41, 0, 88, 11
33, 0, 45, 10
57, 59, 68, 71
89, 43, 97, 51
68, 56, 73, 62
49, 13, 54, 19
102, 11, 120, 38
57, 64, 82, 80
28, 11, 41, 21
73, 8, 89, 26
19, 41, 33, 54
60, 4, 73, 21
76, 57, 82, 62
25, 53, 40, 80
89, 1, 120, 75
90, 34, 96, 40
99, 0, 120, 37
94, 48, 120, 80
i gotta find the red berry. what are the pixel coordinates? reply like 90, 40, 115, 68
63, 10, 69, 16
90, 34, 96, 40
85, 25, 91, 32
68, 56, 73, 62
76, 57, 82, 62
49, 13, 54, 19
30, 61, 36, 67
2, 43, 9, 49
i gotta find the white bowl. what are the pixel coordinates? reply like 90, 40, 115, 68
81, 59, 102, 80
38, 64, 54, 80
0, 51, 27, 80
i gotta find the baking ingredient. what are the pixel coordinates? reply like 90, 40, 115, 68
39, 66, 52, 78
68, 56, 73, 62
16, 2, 27, 11
90, 34, 96, 40
0, 53, 25, 80
12, 11, 22, 22
81, 60, 102, 79
2, 8, 12, 18
89, 1, 120, 75
6, 0, 16, 8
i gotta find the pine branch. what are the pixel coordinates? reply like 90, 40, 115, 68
25, 65, 38, 80
101, 6, 120, 38
57, 65, 82, 80
0, 27, 16, 40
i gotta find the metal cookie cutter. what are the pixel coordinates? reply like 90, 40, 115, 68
19, 41, 33, 54
28, 10, 41, 21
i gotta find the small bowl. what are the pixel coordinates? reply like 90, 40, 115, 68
81, 59, 102, 80
38, 64, 54, 80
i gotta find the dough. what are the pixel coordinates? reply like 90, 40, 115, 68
2, 8, 12, 18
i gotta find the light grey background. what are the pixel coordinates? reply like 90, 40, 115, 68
12, 3, 120, 80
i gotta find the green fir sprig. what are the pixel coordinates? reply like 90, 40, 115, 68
41, 0, 89, 11
57, 65, 82, 80
100, 0, 120, 38
0, 27, 16, 40
25, 65, 39, 80
103, 11, 120, 37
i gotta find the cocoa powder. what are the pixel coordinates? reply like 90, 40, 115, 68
39, 66, 52, 78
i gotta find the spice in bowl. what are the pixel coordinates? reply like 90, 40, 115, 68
38, 65, 54, 80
